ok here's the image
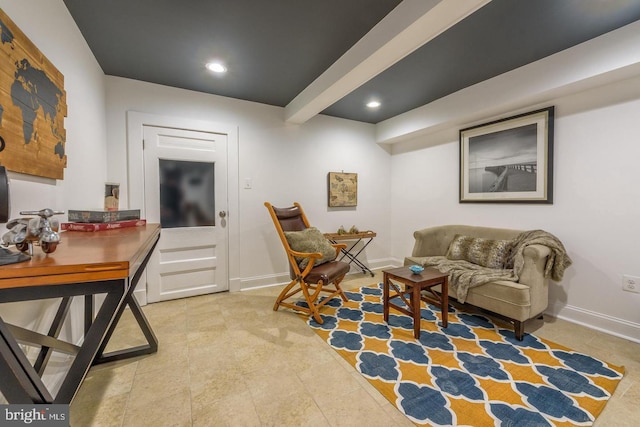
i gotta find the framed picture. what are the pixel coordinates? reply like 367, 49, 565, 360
459, 106, 554, 204
0, 9, 67, 180
328, 172, 357, 207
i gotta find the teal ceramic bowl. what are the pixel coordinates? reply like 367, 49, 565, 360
409, 265, 424, 274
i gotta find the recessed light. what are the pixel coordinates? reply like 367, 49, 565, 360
206, 61, 227, 73
366, 100, 381, 109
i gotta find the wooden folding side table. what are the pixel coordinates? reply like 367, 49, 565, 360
324, 231, 376, 276
383, 266, 448, 339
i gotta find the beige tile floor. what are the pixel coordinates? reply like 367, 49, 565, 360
70, 271, 640, 426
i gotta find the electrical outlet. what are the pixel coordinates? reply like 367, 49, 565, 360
622, 275, 640, 293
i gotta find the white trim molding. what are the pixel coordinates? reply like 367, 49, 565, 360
549, 302, 640, 344
126, 111, 240, 297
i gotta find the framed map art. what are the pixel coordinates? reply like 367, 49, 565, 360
0, 8, 67, 180
328, 172, 357, 207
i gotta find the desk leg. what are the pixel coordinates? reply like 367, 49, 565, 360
127, 294, 158, 353
34, 296, 73, 376
54, 285, 125, 403
93, 293, 158, 365
94, 236, 159, 365
84, 294, 93, 335
0, 318, 53, 403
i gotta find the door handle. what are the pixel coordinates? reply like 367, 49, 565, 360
219, 211, 226, 218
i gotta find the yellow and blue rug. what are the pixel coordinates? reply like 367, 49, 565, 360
304, 283, 624, 426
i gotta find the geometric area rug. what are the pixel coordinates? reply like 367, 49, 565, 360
303, 284, 625, 427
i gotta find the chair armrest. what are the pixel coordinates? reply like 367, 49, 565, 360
289, 249, 322, 260
288, 250, 323, 276
331, 242, 346, 257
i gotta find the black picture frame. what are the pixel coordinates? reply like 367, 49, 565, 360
459, 106, 554, 204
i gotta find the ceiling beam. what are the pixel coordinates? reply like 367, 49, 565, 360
375, 19, 640, 145
284, 0, 491, 124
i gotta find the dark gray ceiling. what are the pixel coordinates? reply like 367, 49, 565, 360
64, 0, 640, 124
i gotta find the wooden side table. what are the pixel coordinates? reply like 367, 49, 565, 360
383, 266, 448, 338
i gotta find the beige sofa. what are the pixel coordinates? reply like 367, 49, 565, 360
404, 225, 556, 340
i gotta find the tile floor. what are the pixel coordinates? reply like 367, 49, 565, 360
70, 271, 640, 426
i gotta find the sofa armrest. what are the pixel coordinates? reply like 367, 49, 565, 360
518, 244, 551, 283
522, 244, 551, 263
412, 228, 436, 257
518, 244, 552, 316
412, 226, 460, 257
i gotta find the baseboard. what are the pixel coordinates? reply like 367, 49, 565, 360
133, 288, 147, 306
238, 272, 290, 291
229, 276, 242, 292
346, 258, 397, 276
238, 258, 398, 292
389, 257, 405, 266
548, 302, 640, 344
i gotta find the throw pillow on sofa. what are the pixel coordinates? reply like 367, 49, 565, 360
446, 234, 512, 269
284, 227, 337, 269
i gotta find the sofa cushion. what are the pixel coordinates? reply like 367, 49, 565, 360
446, 234, 512, 269
284, 227, 336, 269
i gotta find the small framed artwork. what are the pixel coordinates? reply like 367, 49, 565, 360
104, 182, 120, 211
328, 172, 357, 207
459, 106, 554, 204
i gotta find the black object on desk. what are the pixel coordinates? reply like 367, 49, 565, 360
0, 247, 30, 265
325, 231, 376, 277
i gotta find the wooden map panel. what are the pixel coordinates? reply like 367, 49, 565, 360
0, 8, 67, 180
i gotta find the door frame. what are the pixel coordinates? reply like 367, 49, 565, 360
126, 111, 240, 303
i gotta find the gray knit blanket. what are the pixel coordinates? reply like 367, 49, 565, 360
419, 230, 573, 303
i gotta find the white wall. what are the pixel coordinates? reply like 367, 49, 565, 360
0, 0, 108, 396
390, 74, 640, 342
104, 76, 393, 290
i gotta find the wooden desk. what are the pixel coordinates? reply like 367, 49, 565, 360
324, 231, 376, 276
0, 224, 160, 404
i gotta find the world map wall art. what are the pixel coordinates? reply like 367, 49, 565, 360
0, 8, 67, 180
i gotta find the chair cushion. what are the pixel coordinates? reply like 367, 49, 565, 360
306, 260, 350, 285
445, 234, 512, 269
284, 227, 337, 269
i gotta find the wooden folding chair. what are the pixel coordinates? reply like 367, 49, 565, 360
265, 202, 350, 324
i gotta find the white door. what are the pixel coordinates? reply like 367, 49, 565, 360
143, 125, 228, 302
